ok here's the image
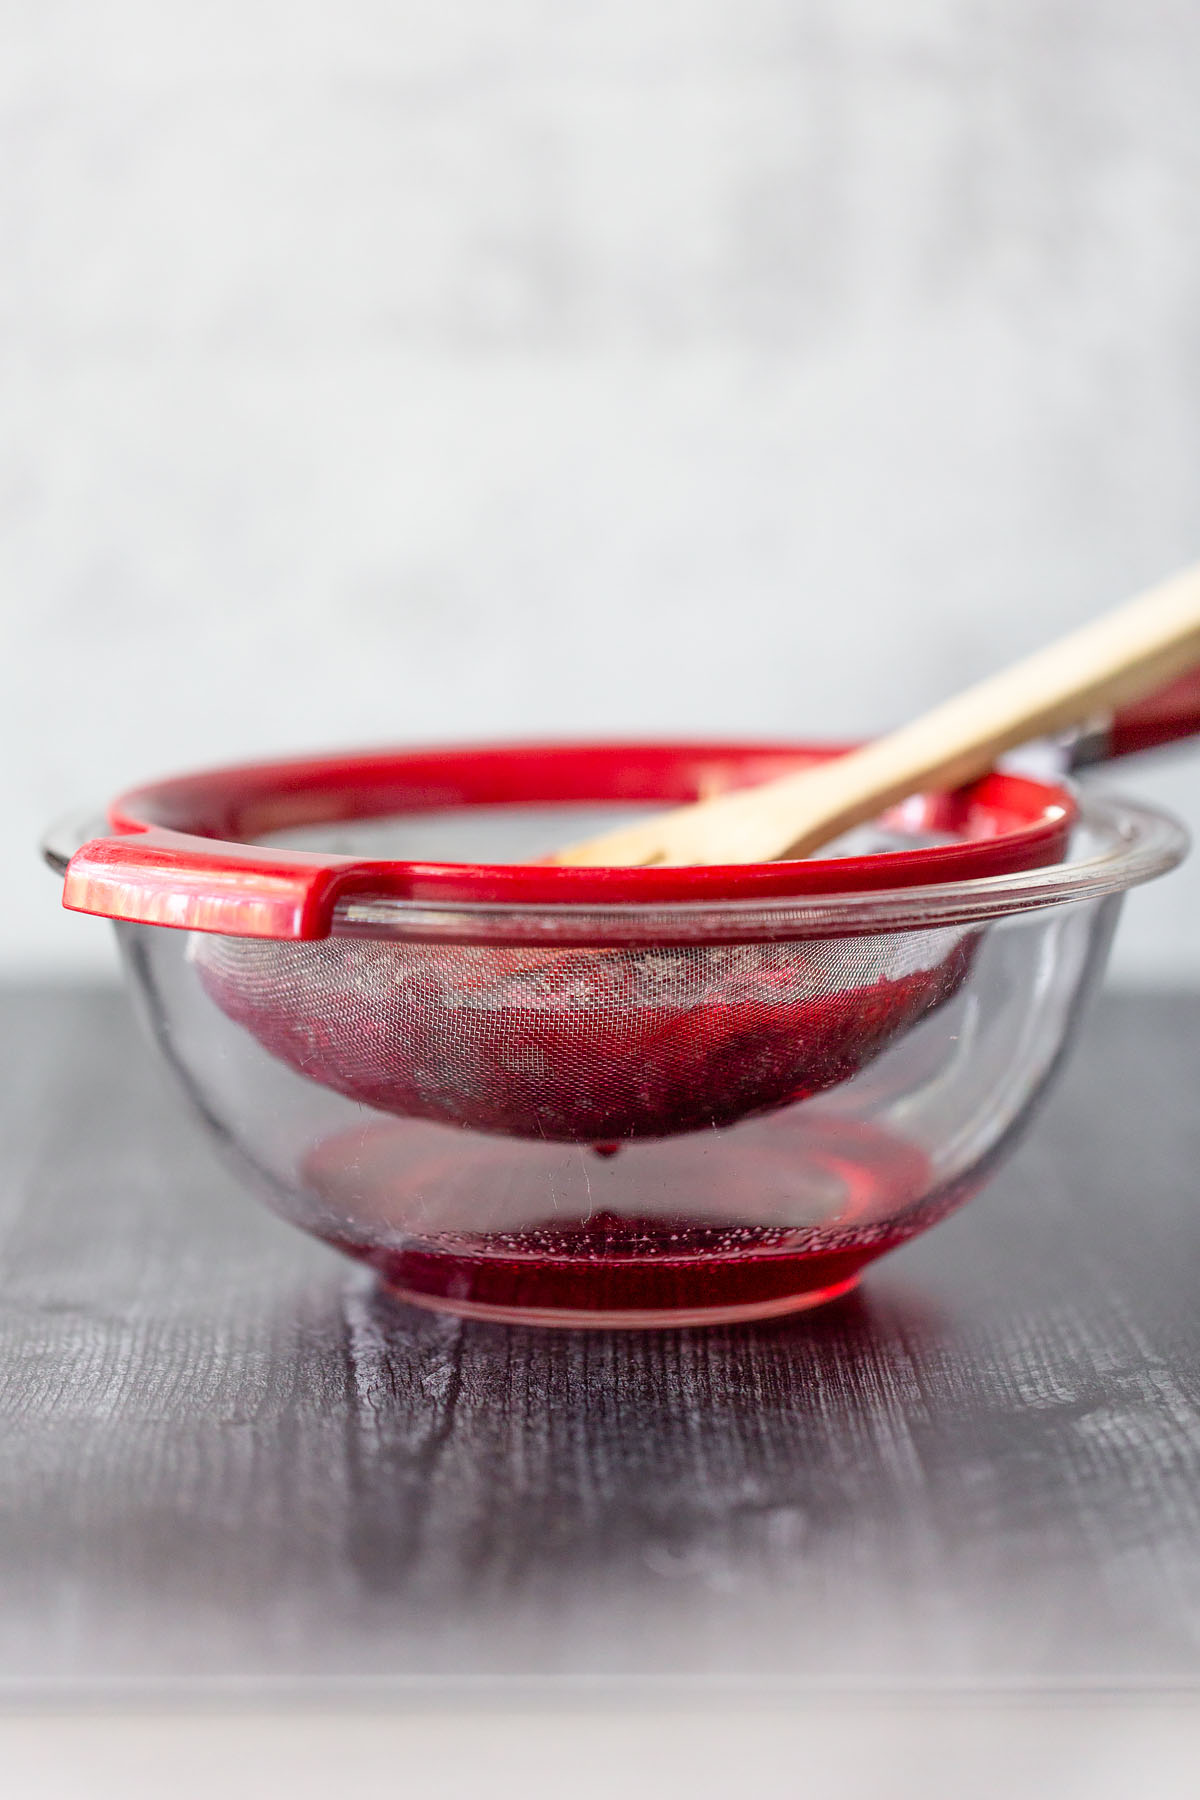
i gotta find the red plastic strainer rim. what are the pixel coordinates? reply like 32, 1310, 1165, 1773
60, 739, 1077, 941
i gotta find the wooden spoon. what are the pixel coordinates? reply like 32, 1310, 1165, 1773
554, 561, 1200, 867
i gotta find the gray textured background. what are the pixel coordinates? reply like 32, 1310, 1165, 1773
4, 0, 1199, 976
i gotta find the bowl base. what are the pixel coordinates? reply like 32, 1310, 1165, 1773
378, 1272, 862, 1330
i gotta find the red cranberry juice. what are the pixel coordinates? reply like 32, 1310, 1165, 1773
305, 1112, 939, 1323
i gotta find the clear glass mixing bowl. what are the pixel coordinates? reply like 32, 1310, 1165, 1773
107, 790, 1184, 1328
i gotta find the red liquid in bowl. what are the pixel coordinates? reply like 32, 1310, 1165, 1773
303, 1114, 954, 1325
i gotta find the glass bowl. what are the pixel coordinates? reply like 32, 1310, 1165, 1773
48, 744, 1185, 1328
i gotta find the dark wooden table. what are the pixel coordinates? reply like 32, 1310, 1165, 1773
2, 984, 1200, 1709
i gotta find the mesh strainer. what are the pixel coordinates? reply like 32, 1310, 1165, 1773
56, 742, 1074, 1144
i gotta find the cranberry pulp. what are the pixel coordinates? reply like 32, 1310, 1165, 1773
303, 1112, 952, 1326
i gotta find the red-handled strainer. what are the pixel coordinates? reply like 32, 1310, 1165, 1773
58, 741, 1073, 1143
53, 560, 1200, 1149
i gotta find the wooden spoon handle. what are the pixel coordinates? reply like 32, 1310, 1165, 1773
555, 561, 1200, 868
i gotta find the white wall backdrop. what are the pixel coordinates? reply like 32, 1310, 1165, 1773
3, 0, 1199, 979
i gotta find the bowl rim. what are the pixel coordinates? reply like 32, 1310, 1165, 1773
50, 738, 1079, 941
324, 790, 1187, 944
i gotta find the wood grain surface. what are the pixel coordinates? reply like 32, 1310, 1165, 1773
1, 984, 1199, 1697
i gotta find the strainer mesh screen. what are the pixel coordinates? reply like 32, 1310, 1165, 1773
195, 930, 973, 1143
